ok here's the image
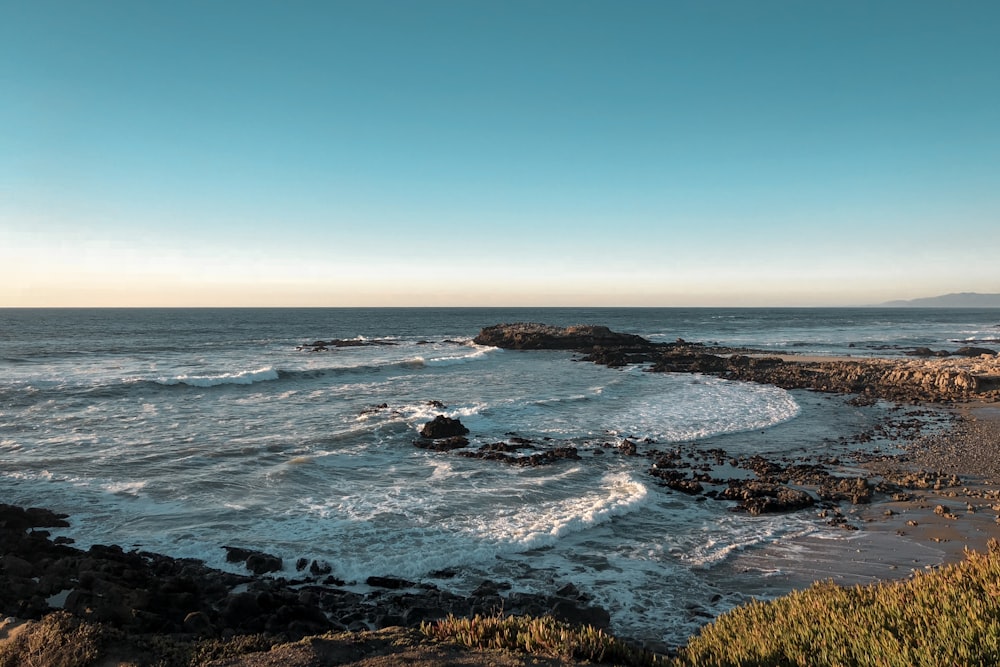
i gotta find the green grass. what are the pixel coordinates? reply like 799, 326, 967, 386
674, 539, 1000, 666
421, 613, 668, 665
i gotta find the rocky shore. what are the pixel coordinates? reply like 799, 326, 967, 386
477, 322, 1000, 403
4, 322, 1000, 665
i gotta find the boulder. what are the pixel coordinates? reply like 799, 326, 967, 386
419, 415, 469, 439
223, 547, 283, 575
954, 346, 996, 357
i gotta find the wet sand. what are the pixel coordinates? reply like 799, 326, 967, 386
720, 401, 1000, 594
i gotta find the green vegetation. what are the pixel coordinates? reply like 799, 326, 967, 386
675, 539, 1000, 666
421, 613, 668, 665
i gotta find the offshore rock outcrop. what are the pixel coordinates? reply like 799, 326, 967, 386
473, 323, 653, 350
476, 322, 1000, 403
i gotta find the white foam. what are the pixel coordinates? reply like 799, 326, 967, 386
103, 480, 148, 496
424, 345, 500, 367
157, 367, 280, 387
467, 472, 649, 548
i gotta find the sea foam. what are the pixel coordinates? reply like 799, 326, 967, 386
157, 367, 280, 387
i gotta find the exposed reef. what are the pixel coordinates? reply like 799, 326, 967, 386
475, 323, 1000, 403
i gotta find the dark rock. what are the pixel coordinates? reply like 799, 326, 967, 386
183, 611, 214, 636
223, 592, 261, 628
472, 580, 511, 598
549, 599, 611, 629
414, 436, 469, 451
308, 560, 332, 576
720, 481, 814, 515
664, 479, 705, 495
473, 323, 653, 350
459, 446, 580, 466
366, 576, 414, 590
419, 415, 469, 439
0, 504, 70, 531
3, 554, 34, 579
954, 346, 996, 357
223, 547, 282, 574
246, 553, 282, 575
818, 476, 873, 504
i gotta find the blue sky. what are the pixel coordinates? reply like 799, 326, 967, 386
2, 1, 998, 306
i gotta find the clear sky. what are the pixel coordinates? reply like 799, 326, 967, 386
2, 1, 998, 307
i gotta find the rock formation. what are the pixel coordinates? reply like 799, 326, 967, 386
473, 323, 653, 350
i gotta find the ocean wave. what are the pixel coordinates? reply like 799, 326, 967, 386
289, 471, 651, 584
155, 367, 280, 387
469, 472, 650, 549
424, 345, 500, 366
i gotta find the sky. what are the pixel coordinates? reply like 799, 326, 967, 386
1, 1, 998, 307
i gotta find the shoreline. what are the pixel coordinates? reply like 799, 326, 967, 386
717, 404, 1000, 593
3, 324, 1000, 665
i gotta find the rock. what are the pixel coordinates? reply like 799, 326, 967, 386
473, 323, 653, 350
366, 576, 414, 590
818, 476, 873, 504
414, 436, 469, 451
954, 346, 996, 357
246, 553, 283, 575
3, 554, 34, 579
183, 610, 214, 636
720, 481, 814, 515
459, 446, 580, 466
308, 560, 332, 576
419, 415, 469, 439
549, 599, 611, 629
223, 547, 282, 575
906, 347, 948, 357
0, 504, 70, 531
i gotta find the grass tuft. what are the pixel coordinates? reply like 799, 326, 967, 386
421, 613, 668, 666
0, 612, 105, 667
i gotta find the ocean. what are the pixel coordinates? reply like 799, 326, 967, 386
2, 307, 999, 647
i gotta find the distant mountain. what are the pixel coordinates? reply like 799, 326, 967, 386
880, 292, 1000, 308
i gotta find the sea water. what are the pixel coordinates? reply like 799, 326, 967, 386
1, 307, 998, 646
